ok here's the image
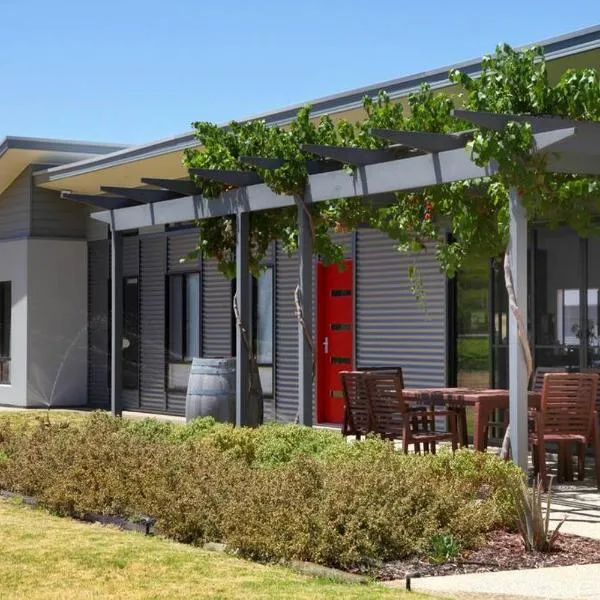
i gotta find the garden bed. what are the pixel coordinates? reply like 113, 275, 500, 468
0, 411, 565, 576
374, 529, 600, 581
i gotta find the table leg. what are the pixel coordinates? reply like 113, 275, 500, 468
457, 408, 469, 448
473, 402, 488, 452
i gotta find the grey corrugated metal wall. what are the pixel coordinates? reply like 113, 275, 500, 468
355, 229, 446, 387
274, 242, 299, 422
0, 168, 30, 239
30, 166, 88, 239
202, 258, 231, 358
86, 227, 447, 418
87, 240, 110, 409
139, 235, 167, 412
274, 233, 353, 422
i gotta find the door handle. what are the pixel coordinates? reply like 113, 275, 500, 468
322, 336, 329, 354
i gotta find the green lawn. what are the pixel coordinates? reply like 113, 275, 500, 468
0, 499, 437, 600
0, 408, 88, 430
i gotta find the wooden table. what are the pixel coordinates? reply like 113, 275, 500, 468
402, 387, 541, 452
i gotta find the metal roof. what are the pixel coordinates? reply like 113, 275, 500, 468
0, 135, 127, 195
35, 24, 600, 187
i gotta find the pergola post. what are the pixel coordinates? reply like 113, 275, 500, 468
235, 212, 252, 426
110, 219, 123, 417
298, 198, 313, 426
508, 187, 529, 473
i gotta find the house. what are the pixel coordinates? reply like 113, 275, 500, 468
2, 25, 600, 429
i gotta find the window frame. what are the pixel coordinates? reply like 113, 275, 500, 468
168, 272, 202, 364
253, 266, 275, 399
167, 271, 202, 392
0, 281, 11, 385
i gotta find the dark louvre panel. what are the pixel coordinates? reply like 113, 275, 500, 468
87, 240, 110, 409
167, 230, 201, 272
139, 236, 167, 412
202, 259, 231, 358
123, 235, 139, 277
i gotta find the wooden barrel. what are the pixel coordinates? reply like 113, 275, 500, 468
185, 358, 236, 423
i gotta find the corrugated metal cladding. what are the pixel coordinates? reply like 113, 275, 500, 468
274, 243, 299, 422
356, 229, 446, 387
0, 167, 30, 240
274, 233, 354, 422
122, 236, 139, 277
139, 236, 167, 413
202, 258, 231, 358
87, 240, 110, 409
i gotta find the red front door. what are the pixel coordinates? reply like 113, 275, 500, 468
317, 260, 354, 424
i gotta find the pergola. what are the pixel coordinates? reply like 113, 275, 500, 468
66, 108, 600, 472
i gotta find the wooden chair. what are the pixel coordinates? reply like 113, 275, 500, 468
530, 372, 600, 491
339, 371, 371, 438
531, 367, 569, 392
358, 366, 404, 388
364, 373, 458, 454
340, 367, 406, 438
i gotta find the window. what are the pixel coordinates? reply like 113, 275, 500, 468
0, 282, 10, 384
255, 268, 273, 396
230, 268, 275, 397
168, 273, 201, 389
456, 255, 490, 389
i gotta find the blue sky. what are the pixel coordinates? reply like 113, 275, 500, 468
0, 0, 597, 145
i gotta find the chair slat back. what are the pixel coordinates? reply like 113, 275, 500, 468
339, 371, 370, 436
581, 367, 600, 413
364, 374, 405, 438
531, 366, 567, 392
541, 372, 598, 437
358, 366, 404, 390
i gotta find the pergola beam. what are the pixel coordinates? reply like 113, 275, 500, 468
93, 145, 489, 229
140, 177, 203, 196
508, 188, 529, 473
453, 108, 600, 136
301, 143, 400, 166
235, 211, 252, 427
370, 128, 468, 152
297, 194, 313, 426
239, 156, 286, 170
110, 221, 123, 417
91, 129, 599, 231
101, 186, 180, 203
189, 167, 263, 187
61, 191, 139, 210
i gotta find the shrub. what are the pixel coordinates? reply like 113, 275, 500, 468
511, 475, 565, 552
252, 423, 346, 466
0, 413, 522, 569
427, 534, 460, 564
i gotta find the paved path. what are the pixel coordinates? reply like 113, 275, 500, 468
549, 481, 600, 540
385, 563, 600, 600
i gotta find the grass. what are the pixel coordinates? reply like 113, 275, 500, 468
0, 408, 88, 430
0, 497, 437, 600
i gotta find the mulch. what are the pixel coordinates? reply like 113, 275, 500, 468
374, 529, 600, 581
